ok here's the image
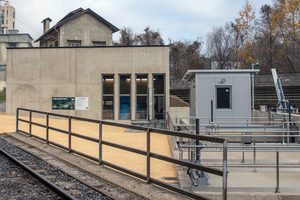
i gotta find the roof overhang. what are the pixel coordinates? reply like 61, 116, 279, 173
182, 69, 260, 82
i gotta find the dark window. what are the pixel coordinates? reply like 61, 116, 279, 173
153, 74, 165, 119
216, 87, 231, 109
13, 11, 15, 18
93, 41, 106, 46
103, 75, 114, 120
136, 74, 148, 119
119, 74, 131, 120
13, 21, 14, 29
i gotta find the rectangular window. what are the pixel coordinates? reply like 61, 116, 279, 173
216, 87, 231, 109
153, 74, 165, 119
67, 40, 81, 46
93, 41, 106, 46
6, 20, 7, 24
136, 74, 148, 119
13, 11, 15, 18
13, 21, 14, 29
119, 75, 131, 120
103, 75, 114, 120
1, 20, 3, 24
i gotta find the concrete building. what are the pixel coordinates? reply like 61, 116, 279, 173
6, 46, 170, 123
0, 1, 15, 34
0, 29, 33, 80
35, 8, 119, 47
183, 69, 259, 125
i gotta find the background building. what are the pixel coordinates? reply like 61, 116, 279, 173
0, 0, 15, 34
35, 8, 119, 47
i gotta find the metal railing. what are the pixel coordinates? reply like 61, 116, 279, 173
16, 108, 228, 200
180, 141, 300, 194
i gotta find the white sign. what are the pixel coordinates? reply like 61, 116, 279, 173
75, 97, 89, 110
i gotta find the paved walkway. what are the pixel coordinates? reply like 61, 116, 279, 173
0, 114, 177, 184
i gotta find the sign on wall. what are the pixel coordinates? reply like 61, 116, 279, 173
52, 97, 75, 110
75, 97, 89, 110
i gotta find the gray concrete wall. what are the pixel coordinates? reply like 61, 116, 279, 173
195, 73, 251, 125
6, 46, 169, 123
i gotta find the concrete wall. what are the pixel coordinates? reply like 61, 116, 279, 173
6, 46, 169, 123
60, 14, 113, 46
195, 72, 251, 125
169, 107, 189, 124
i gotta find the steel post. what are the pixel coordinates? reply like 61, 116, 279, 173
222, 139, 228, 200
68, 117, 71, 153
253, 139, 256, 172
29, 111, 32, 137
275, 150, 280, 193
99, 122, 103, 165
196, 119, 200, 162
211, 100, 214, 123
147, 128, 151, 184
46, 113, 49, 144
16, 108, 19, 132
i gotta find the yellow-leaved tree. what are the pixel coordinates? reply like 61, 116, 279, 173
233, 0, 256, 68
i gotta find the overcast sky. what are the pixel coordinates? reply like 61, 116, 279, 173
6, 0, 274, 44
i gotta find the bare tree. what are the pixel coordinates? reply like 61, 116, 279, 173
169, 38, 205, 79
114, 27, 137, 46
206, 23, 237, 69
135, 26, 164, 45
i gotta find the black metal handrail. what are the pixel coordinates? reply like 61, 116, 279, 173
16, 108, 228, 200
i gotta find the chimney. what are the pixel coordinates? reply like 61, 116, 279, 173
41, 17, 52, 33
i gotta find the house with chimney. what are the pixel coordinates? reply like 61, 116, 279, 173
35, 8, 118, 47
6, 8, 170, 124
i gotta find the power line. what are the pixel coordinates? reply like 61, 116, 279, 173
16, 13, 42, 34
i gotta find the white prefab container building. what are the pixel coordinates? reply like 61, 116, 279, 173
183, 69, 259, 126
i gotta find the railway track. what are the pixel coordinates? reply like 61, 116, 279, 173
0, 138, 112, 200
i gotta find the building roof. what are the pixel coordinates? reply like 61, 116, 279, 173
182, 69, 260, 81
35, 8, 119, 42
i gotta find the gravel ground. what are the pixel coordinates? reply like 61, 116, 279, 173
0, 138, 113, 200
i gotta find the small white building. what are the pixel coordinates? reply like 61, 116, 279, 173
183, 69, 259, 125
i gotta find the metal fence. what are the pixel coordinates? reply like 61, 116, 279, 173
172, 116, 300, 194
16, 108, 228, 200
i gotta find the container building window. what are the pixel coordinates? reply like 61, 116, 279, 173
216, 87, 231, 109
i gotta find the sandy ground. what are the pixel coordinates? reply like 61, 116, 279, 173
0, 112, 177, 183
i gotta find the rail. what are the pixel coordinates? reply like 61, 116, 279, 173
16, 108, 228, 200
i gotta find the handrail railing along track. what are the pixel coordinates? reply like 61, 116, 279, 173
16, 108, 228, 200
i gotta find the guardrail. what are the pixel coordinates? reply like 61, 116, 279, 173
16, 108, 228, 200
180, 142, 300, 194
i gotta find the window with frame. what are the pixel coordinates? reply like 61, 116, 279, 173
67, 40, 81, 46
216, 86, 231, 109
153, 74, 165, 119
119, 74, 131, 120
93, 41, 106, 47
103, 75, 114, 120
136, 74, 148, 119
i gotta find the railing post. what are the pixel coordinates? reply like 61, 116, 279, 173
147, 128, 151, 184
99, 122, 103, 165
68, 116, 71, 153
29, 110, 32, 137
253, 139, 256, 172
275, 150, 280, 193
222, 139, 228, 200
16, 108, 19, 132
196, 119, 200, 162
46, 113, 49, 144
242, 133, 245, 163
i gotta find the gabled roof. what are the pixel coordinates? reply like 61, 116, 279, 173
35, 8, 119, 42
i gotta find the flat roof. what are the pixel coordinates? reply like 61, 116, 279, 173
182, 69, 260, 81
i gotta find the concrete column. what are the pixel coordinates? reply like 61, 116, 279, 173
148, 73, 153, 120
131, 73, 136, 120
114, 73, 119, 120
